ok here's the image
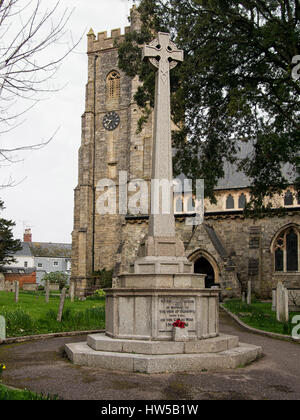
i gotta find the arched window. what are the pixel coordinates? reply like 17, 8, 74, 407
226, 194, 234, 209
175, 197, 183, 213
286, 229, 298, 271
284, 190, 294, 206
238, 193, 246, 209
273, 227, 299, 272
106, 71, 120, 99
186, 196, 195, 213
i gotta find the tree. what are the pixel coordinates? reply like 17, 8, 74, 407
118, 0, 300, 209
0, 199, 21, 268
0, 0, 79, 180
41, 271, 69, 290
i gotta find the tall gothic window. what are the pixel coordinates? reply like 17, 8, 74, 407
175, 197, 183, 213
238, 193, 246, 209
107, 71, 120, 99
226, 194, 234, 209
187, 196, 195, 212
274, 227, 299, 272
284, 190, 294, 206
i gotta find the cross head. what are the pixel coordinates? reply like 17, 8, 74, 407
142, 32, 183, 75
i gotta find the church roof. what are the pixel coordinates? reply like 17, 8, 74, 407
176, 140, 295, 191
204, 225, 228, 258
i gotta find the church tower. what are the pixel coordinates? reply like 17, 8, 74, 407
71, 7, 153, 296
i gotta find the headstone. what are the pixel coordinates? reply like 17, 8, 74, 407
15, 281, 19, 303
247, 280, 251, 305
69, 282, 75, 303
22, 283, 37, 292
276, 282, 289, 323
0, 316, 5, 341
0, 273, 4, 291
45, 280, 50, 303
57, 287, 66, 322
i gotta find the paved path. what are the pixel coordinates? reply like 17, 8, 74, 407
0, 310, 299, 400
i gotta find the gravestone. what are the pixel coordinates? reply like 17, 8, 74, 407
247, 280, 252, 305
15, 281, 19, 303
45, 280, 50, 303
57, 288, 66, 322
0, 316, 5, 341
0, 273, 4, 291
65, 32, 262, 373
69, 282, 75, 303
276, 282, 289, 323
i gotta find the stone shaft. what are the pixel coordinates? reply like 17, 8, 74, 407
143, 32, 183, 238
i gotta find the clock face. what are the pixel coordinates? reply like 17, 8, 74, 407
103, 111, 120, 131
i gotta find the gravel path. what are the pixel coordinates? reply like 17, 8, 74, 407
0, 309, 299, 400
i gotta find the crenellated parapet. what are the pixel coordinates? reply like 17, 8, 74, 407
87, 5, 141, 53
87, 27, 131, 53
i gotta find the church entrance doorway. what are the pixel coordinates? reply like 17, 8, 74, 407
194, 256, 216, 288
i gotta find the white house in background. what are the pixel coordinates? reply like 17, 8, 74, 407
7, 240, 35, 269
8, 229, 72, 285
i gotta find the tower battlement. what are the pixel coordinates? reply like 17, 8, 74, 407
87, 27, 131, 52
87, 5, 140, 53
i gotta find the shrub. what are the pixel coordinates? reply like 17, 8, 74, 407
0, 363, 6, 378
41, 272, 69, 290
93, 289, 106, 298
93, 269, 113, 288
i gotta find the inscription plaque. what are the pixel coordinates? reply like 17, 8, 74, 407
159, 297, 196, 332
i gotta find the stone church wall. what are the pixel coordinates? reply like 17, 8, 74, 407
117, 212, 300, 298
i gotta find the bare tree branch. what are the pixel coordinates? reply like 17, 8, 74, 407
0, 0, 82, 185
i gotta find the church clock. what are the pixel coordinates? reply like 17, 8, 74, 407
103, 111, 120, 131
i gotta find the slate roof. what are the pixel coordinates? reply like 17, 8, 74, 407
176, 140, 295, 191
3, 266, 36, 274
204, 225, 228, 259
14, 242, 33, 257
12, 242, 72, 258
215, 140, 294, 190
29, 243, 72, 258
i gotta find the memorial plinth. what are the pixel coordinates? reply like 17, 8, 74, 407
105, 287, 219, 341
65, 32, 262, 373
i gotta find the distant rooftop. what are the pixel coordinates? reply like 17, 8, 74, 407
13, 241, 71, 258
3, 266, 36, 274
30, 242, 71, 258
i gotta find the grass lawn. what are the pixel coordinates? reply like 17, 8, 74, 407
0, 383, 60, 400
0, 291, 105, 337
223, 299, 298, 335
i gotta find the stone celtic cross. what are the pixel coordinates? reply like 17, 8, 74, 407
142, 33, 183, 238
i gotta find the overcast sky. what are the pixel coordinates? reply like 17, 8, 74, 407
0, 0, 136, 244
